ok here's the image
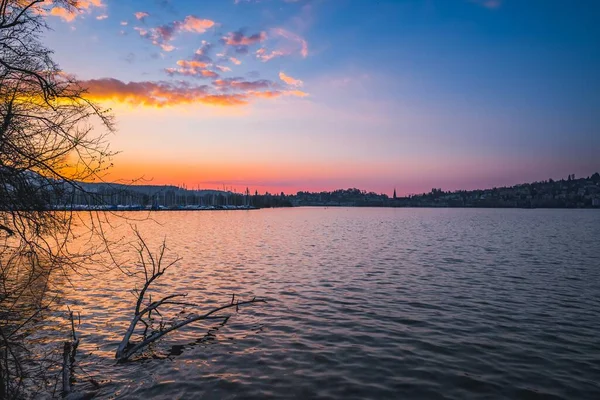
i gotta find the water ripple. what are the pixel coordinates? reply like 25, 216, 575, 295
38, 208, 600, 399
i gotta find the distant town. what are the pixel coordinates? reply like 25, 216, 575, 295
57, 172, 600, 210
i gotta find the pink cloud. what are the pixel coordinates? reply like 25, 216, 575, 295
223, 30, 267, 46
271, 28, 308, 58
134, 11, 149, 20
179, 16, 215, 33
279, 72, 303, 87
165, 59, 219, 78
215, 65, 232, 72
256, 48, 285, 62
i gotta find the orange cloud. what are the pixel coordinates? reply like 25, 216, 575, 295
166, 60, 219, 78
37, 0, 104, 22
78, 0, 104, 9
179, 16, 215, 33
286, 90, 308, 97
279, 72, 303, 87
201, 94, 248, 106
176, 60, 209, 69
82, 79, 210, 106
230, 57, 242, 65
80, 78, 307, 107
201, 70, 218, 78
49, 6, 77, 22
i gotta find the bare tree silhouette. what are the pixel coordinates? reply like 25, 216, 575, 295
0, 1, 117, 397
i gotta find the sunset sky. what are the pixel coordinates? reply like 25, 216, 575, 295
41, 0, 599, 195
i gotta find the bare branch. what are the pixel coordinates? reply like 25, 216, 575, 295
115, 232, 265, 362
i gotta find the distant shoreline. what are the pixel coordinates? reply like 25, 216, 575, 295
44, 205, 600, 211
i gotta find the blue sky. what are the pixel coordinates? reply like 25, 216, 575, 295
40, 0, 600, 194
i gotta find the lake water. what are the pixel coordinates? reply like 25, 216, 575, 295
42, 208, 600, 399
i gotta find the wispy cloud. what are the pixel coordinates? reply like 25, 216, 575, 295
470, 0, 502, 9
135, 15, 216, 52
271, 28, 308, 57
96, 14, 108, 20
279, 72, 303, 87
134, 11, 149, 20
165, 60, 218, 78
223, 30, 267, 46
213, 78, 273, 91
255, 28, 308, 62
194, 41, 214, 62
120, 21, 128, 26
230, 57, 242, 65
215, 65, 232, 72
256, 48, 284, 62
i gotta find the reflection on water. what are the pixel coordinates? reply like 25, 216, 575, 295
31, 208, 600, 398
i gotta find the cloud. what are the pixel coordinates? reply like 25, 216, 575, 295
121, 21, 128, 26
286, 89, 308, 97
135, 26, 176, 51
49, 7, 77, 22
271, 28, 308, 57
80, 78, 307, 107
470, 0, 502, 9
230, 57, 242, 65
135, 11, 149, 20
213, 78, 275, 92
177, 60, 210, 69
164, 59, 220, 78
223, 30, 267, 46
96, 14, 108, 20
195, 41, 212, 56
166, 68, 217, 79
254, 28, 308, 62
39, 0, 105, 22
279, 72, 303, 87
78, 0, 104, 9
81, 78, 213, 106
135, 15, 216, 52
247, 89, 308, 99
194, 41, 213, 62
201, 70, 219, 78
215, 65, 232, 72
256, 48, 284, 62
179, 16, 215, 33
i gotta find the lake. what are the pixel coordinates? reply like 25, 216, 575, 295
40, 208, 600, 399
